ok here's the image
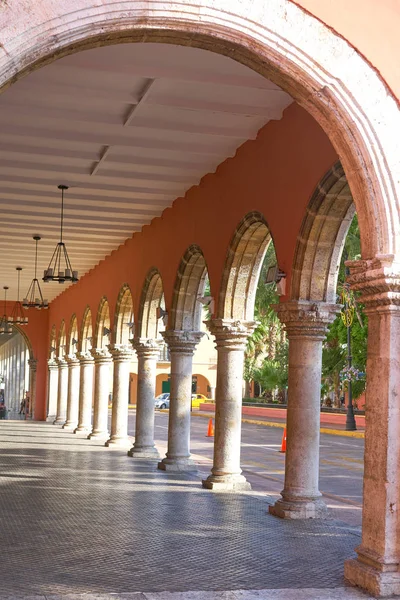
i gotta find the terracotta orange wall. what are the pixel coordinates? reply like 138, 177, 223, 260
49, 102, 338, 337
294, 0, 400, 102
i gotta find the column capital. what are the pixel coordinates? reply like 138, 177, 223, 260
161, 330, 203, 354
90, 347, 112, 363
274, 301, 340, 340
205, 318, 255, 351
48, 358, 58, 370
107, 343, 134, 362
346, 255, 400, 312
76, 351, 94, 365
28, 357, 37, 371
65, 354, 80, 367
132, 337, 162, 358
55, 357, 67, 368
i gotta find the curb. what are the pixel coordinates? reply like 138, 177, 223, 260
157, 409, 365, 439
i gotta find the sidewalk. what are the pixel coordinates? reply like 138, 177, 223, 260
194, 405, 365, 438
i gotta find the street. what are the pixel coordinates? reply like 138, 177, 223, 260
126, 410, 364, 527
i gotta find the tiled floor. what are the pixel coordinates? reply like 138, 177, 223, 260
0, 421, 363, 598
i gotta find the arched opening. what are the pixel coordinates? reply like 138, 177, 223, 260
170, 245, 209, 332
49, 325, 57, 360
114, 285, 134, 346
0, 326, 31, 415
218, 212, 271, 321
94, 297, 111, 350
137, 269, 165, 340
291, 161, 355, 303
57, 321, 66, 359
67, 314, 79, 357
80, 308, 93, 354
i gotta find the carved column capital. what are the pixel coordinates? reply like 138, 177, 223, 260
346, 256, 400, 313
28, 358, 37, 371
274, 301, 340, 340
76, 351, 94, 365
161, 330, 203, 354
47, 358, 58, 370
55, 357, 67, 368
65, 354, 80, 367
90, 347, 112, 364
205, 318, 255, 351
132, 337, 162, 359
107, 344, 134, 362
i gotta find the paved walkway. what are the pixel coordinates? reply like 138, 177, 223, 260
0, 421, 381, 599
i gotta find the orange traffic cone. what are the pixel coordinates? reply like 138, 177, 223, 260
206, 418, 214, 437
279, 427, 287, 453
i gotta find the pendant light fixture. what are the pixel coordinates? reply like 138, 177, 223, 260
43, 185, 78, 284
23, 236, 49, 310
0, 287, 13, 335
10, 267, 28, 325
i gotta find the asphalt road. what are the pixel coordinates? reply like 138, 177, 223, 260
126, 410, 364, 527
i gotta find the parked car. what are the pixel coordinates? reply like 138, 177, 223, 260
155, 393, 170, 409
191, 393, 208, 408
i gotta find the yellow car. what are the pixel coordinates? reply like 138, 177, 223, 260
191, 393, 208, 408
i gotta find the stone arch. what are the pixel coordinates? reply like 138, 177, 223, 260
67, 314, 79, 356
49, 324, 57, 360
170, 246, 209, 331
291, 162, 356, 303
80, 307, 93, 353
218, 212, 271, 321
114, 284, 133, 345
57, 320, 66, 359
137, 269, 165, 340
11, 325, 34, 361
94, 297, 111, 349
0, 2, 399, 264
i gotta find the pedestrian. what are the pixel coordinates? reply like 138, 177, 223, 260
19, 396, 26, 414
24, 391, 30, 420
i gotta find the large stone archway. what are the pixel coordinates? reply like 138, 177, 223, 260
0, 0, 399, 264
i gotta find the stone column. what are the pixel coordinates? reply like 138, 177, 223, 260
28, 358, 37, 419
105, 345, 133, 448
74, 352, 94, 434
54, 358, 68, 425
46, 359, 59, 422
128, 338, 161, 458
268, 301, 338, 519
89, 348, 112, 440
202, 319, 255, 490
344, 258, 400, 597
62, 356, 80, 431
158, 330, 203, 472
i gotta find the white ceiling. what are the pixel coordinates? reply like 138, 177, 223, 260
0, 43, 293, 302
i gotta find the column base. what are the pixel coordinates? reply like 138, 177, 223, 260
345, 557, 400, 597
74, 426, 92, 434
128, 445, 160, 459
158, 457, 197, 473
53, 417, 65, 425
269, 497, 327, 519
46, 415, 56, 423
62, 422, 78, 431
105, 437, 132, 449
202, 473, 251, 491
88, 430, 109, 440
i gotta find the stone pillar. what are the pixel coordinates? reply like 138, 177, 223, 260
54, 358, 68, 425
344, 257, 400, 597
202, 319, 255, 490
28, 358, 37, 419
158, 330, 203, 472
105, 345, 133, 448
89, 349, 112, 440
268, 301, 338, 519
128, 338, 161, 458
46, 359, 59, 422
74, 352, 94, 434
62, 356, 80, 431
